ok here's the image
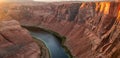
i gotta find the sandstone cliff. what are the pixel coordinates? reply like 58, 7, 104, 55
0, 20, 41, 58
2, 1, 120, 58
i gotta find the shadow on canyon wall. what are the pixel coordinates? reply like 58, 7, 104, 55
0, 1, 120, 58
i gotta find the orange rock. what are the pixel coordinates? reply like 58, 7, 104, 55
3, 2, 120, 58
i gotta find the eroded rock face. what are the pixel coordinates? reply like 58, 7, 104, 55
0, 20, 40, 58
3, 1, 120, 58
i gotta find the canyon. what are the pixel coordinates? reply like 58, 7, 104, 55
0, 1, 120, 58
0, 20, 41, 58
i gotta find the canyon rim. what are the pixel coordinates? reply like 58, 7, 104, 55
0, 0, 120, 58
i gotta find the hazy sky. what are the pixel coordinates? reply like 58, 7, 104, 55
34, 0, 69, 2
34, 0, 115, 2
0, 0, 116, 2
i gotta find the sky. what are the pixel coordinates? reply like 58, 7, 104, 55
34, 0, 69, 2
34, 0, 115, 2
0, 0, 116, 2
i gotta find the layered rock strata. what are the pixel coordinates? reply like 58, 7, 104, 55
0, 20, 41, 58
3, 1, 120, 58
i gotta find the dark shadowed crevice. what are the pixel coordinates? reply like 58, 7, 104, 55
0, 33, 14, 44
68, 3, 81, 21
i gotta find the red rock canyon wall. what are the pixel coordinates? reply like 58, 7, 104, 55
0, 20, 40, 58
2, 2, 120, 58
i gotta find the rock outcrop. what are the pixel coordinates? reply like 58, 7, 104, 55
0, 20, 40, 58
1, 1, 120, 58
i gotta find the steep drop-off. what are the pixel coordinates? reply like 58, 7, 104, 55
0, 20, 41, 58
2, 1, 120, 58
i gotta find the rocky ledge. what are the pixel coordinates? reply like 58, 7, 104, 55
0, 20, 41, 58
7, 2, 120, 58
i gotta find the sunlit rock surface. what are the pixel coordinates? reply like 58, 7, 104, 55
1, 1, 120, 58
0, 20, 40, 58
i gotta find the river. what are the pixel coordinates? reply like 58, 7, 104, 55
24, 26, 69, 58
